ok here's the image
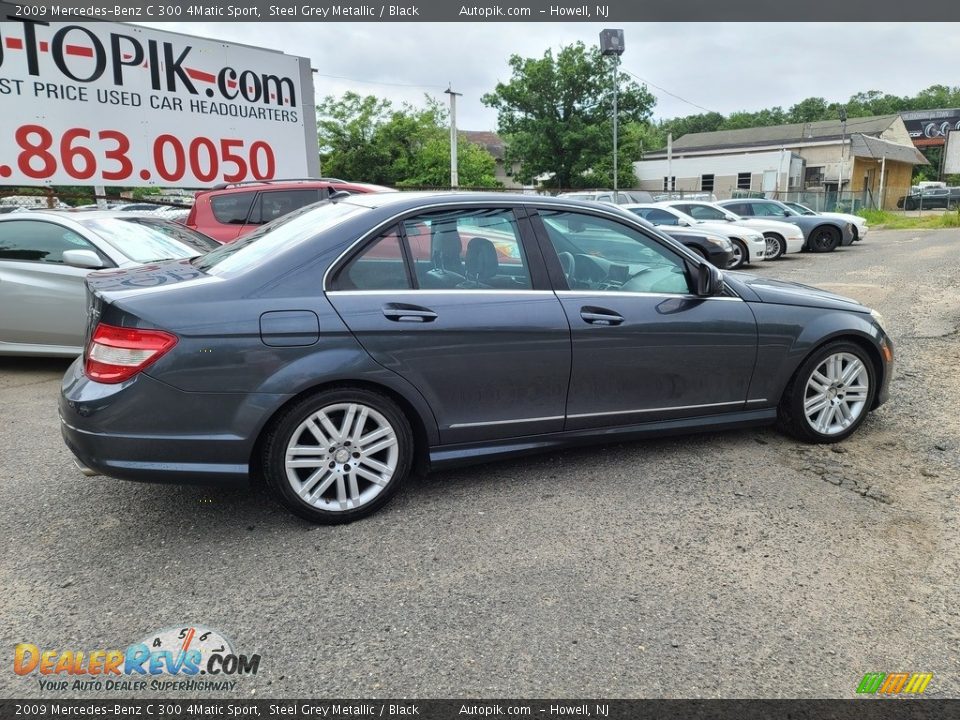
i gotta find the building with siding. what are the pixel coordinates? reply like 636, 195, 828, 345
635, 115, 927, 209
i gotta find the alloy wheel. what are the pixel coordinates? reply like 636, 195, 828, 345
802, 353, 870, 436
284, 402, 399, 512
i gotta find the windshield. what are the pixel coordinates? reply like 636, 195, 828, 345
786, 202, 816, 215
79, 217, 218, 262
194, 200, 365, 276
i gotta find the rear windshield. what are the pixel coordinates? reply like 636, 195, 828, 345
194, 200, 365, 277
78, 217, 218, 262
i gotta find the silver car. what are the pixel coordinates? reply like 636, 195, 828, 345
0, 211, 218, 357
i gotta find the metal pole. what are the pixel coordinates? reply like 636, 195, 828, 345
838, 120, 845, 211
445, 86, 462, 188
878, 154, 886, 210
612, 56, 619, 193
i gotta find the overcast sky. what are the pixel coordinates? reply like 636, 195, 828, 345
150, 22, 958, 130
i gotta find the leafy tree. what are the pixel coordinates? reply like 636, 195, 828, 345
482, 42, 655, 188
316, 92, 500, 187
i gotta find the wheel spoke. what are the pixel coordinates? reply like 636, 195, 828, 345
304, 419, 331, 446
840, 359, 863, 386
347, 471, 360, 501
812, 370, 831, 387
355, 465, 389, 487
358, 455, 392, 476
836, 401, 853, 426
338, 404, 358, 443
317, 411, 341, 443
817, 405, 836, 433
363, 437, 396, 456
350, 406, 369, 444
358, 425, 391, 448
805, 394, 829, 415
298, 467, 332, 500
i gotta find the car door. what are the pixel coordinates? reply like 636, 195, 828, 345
0, 219, 109, 350
324, 205, 572, 445
529, 207, 759, 431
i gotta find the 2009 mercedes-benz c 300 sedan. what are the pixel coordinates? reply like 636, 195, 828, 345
61, 192, 894, 524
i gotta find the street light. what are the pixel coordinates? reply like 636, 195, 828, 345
600, 29, 625, 192
838, 106, 848, 211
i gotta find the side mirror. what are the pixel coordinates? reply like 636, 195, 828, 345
696, 262, 724, 297
678, 219, 690, 227
62, 249, 105, 269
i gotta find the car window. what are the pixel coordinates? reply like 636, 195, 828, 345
538, 210, 691, 295
641, 208, 680, 226
77, 218, 216, 262
401, 208, 532, 290
210, 192, 256, 225
723, 203, 753, 217
0, 220, 96, 264
752, 202, 791, 218
680, 204, 726, 221
334, 229, 411, 291
197, 201, 365, 277
247, 189, 321, 225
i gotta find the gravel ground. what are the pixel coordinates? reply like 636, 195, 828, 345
1, 228, 958, 699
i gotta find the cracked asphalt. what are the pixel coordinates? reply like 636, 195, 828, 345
1, 228, 958, 699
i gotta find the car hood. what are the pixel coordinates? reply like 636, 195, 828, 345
728, 272, 868, 312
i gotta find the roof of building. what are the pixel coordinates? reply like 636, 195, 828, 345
645, 115, 902, 157
463, 130, 506, 160
851, 133, 929, 165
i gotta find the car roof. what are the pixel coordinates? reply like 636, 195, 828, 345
199, 179, 396, 195
338, 191, 625, 213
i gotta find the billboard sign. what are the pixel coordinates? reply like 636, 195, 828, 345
901, 109, 960, 145
0, 8, 317, 186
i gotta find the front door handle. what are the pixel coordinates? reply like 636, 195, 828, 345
580, 306, 624, 326
382, 303, 438, 323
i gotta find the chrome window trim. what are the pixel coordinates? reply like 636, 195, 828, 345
326, 289, 557, 297
321, 198, 710, 293
449, 415, 565, 429
567, 400, 744, 420
555, 290, 743, 302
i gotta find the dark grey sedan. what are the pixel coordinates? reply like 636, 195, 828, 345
61, 192, 894, 523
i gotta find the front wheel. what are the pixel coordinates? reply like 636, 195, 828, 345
262, 388, 414, 524
727, 239, 747, 269
764, 234, 785, 260
809, 226, 840, 253
778, 342, 876, 443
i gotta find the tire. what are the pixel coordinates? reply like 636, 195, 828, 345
851, 226, 860, 242
262, 387, 414, 524
763, 233, 785, 260
809, 225, 840, 253
687, 245, 709, 261
727, 239, 747, 269
777, 341, 876, 444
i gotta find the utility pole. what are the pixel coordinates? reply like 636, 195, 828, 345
837, 106, 847, 211
599, 29, 625, 192
445, 85, 462, 188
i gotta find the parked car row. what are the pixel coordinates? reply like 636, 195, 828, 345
896, 186, 960, 210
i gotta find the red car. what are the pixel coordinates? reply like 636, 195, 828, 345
186, 178, 394, 243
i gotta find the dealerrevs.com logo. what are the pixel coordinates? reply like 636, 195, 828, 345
14, 626, 262, 693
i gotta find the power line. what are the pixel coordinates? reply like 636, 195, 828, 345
621, 69, 719, 115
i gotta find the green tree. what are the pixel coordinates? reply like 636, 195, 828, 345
482, 42, 655, 188
317, 93, 500, 188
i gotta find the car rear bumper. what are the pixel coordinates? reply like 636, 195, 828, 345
59, 359, 288, 486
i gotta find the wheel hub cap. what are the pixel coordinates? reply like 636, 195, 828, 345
334, 448, 350, 464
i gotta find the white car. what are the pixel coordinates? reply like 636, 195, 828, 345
622, 203, 766, 269
658, 200, 806, 260
781, 201, 869, 241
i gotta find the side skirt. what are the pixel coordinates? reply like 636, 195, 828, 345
428, 408, 778, 471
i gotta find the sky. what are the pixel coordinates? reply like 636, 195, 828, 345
148, 22, 959, 131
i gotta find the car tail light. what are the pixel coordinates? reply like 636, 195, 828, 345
84, 323, 178, 384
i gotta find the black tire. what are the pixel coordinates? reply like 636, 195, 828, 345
687, 245, 709, 261
727, 239, 748, 269
777, 341, 877, 444
808, 225, 841, 253
262, 387, 414, 524
763, 233, 785, 260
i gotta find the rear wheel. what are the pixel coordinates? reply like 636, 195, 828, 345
727, 239, 747, 269
778, 342, 876, 443
809, 226, 840, 253
262, 388, 413, 524
764, 233, 785, 260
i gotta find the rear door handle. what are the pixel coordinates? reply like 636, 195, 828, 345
382, 303, 438, 323
580, 307, 624, 326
